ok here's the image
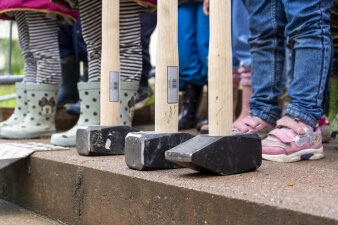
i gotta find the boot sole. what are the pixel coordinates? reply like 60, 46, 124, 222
1, 131, 56, 140
50, 137, 76, 147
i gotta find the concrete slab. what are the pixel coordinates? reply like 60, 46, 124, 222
0, 137, 337, 225
0, 199, 62, 225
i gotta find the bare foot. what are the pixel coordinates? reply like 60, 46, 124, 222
234, 111, 250, 124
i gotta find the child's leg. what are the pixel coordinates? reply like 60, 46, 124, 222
232, 0, 286, 136
0, 82, 27, 130
178, 3, 205, 89
119, 0, 143, 126
1, 12, 60, 139
79, 0, 102, 82
139, 12, 157, 87
235, 66, 252, 122
25, 12, 61, 84
135, 12, 157, 110
16, 12, 36, 83
0, 12, 34, 130
260, 0, 332, 162
196, 3, 209, 86
178, 3, 205, 130
78, 0, 142, 81
51, 0, 143, 146
232, 68, 241, 118
232, 0, 252, 121
283, 0, 333, 127
120, 0, 143, 82
231, 0, 251, 68
241, 0, 286, 124
51, 0, 101, 146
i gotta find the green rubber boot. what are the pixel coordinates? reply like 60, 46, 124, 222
0, 82, 28, 132
1, 83, 59, 139
120, 81, 138, 127
328, 79, 338, 137
51, 82, 100, 146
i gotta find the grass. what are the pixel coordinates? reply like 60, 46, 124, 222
0, 84, 16, 107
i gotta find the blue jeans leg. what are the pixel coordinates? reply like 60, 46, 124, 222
242, 0, 287, 124
196, 3, 209, 85
178, 3, 208, 89
231, 0, 251, 68
283, 0, 333, 127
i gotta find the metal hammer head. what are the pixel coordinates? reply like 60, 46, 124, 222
76, 125, 140, 156
125, 132, 194, 170
165, 134, 262, 175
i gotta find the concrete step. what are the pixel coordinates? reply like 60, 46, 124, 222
0, 199, 63, 225
0, 134, 337, 225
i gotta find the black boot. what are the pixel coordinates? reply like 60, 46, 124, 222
179, 83, 203, 130
57, 57, 80, 106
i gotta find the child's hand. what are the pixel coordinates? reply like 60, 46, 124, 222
203, 0, 209, 16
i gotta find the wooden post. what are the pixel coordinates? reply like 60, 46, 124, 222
208, 0, 232, 136
100, 0, 120, 126
155, 0, 179, 133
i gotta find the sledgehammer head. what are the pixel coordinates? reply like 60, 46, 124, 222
165, 134, 262, 175
125, 132, 194, 170
76, 126, 139, 156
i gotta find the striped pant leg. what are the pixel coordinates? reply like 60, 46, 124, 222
120, 0, 143, 82
79, 0, 102, 82
79, 0, 143, 82
25, 12, 61, 85
16, 12, 37, 83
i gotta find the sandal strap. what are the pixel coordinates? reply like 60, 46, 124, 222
233, 116, 261, 133
276, 117, 306, 135
268, 129, 294, 143
242, 116, 261, 128
233, 122, 250, 133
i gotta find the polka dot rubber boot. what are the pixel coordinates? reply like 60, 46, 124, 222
51, 82, 100, 146
0, 83, 59, 139
0, 82, 28, 132
120, 81, 138, 127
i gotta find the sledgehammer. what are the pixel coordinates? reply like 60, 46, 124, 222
76, 0, 138, 156
124, 0, 193, 170
165, 0, 262, 175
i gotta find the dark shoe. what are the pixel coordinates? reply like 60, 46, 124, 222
57, 59, 80, 106
196, 113, 208, 132
66, 101, 80, 115
178, 83, 203, 130
200, 126, 209, 134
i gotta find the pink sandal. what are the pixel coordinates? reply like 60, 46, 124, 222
262, 116, 324, 162
233, 115, 275, 138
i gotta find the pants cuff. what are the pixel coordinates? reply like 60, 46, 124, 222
284, 106, 318, 127
250, 108, 279, 125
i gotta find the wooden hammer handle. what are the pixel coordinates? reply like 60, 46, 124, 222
155, 0, 179, 133
209, 0, 233, 136
100, 0, 120, 126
